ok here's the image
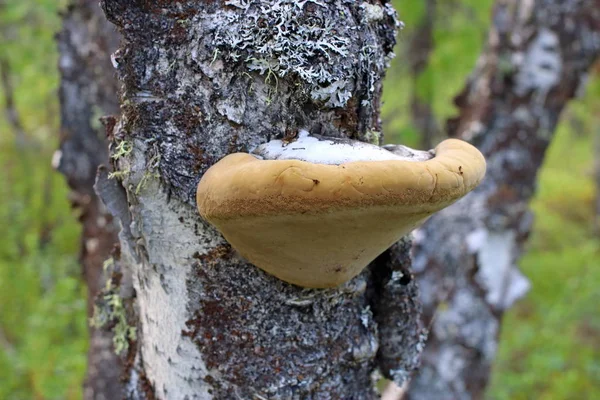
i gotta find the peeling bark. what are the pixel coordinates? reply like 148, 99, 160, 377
55, 1, 123, 399
407, 1, 600, 399
98, 1, 425, 399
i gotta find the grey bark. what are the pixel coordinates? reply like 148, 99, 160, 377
407, 1, 600, 399
55, 1, 123, 399
98, 1, 425, 399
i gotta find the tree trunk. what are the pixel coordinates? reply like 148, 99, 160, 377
96, 1, 425, 398
407, 1, 600, 399
55, 1, 123, 398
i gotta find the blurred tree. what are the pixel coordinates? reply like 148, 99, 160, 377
405, 0, 600, 399
54, 1, 123, 398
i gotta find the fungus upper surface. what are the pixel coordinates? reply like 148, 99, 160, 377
198, 137, 485, 218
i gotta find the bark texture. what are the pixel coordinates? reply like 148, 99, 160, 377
407, 1, 600, 399
55, 2, 123, 399
98, 1, 425, 399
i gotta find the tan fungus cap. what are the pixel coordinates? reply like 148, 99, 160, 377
197, 138, 486, 288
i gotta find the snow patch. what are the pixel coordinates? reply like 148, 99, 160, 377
252, 130, 433, 165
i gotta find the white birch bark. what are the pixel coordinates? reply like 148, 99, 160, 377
96, 1, 426, 398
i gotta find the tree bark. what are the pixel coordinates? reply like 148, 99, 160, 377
55, 1, 123, 399
407, 1, 600, 399
97, 1, 425, 398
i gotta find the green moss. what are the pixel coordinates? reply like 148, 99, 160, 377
107, 168, 131, 180
111, 140, 133, 160
90, 295, 136, 356
90, 258, 136, 355
135, 152, 161, 194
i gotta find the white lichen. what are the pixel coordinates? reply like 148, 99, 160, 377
310, 79, 353, 108
361, 3, 385, 23
390, 270, 405, 284
210, 1, 387, 107
360, 306, 372, 328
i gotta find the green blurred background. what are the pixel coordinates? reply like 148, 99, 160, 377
0, 1, 598, 399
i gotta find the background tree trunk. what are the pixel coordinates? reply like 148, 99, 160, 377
55, 1, 122, 398
407, 0, 600, 398
96, 1, 425, 398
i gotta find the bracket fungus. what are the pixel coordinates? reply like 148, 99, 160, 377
197, 130, 486, 288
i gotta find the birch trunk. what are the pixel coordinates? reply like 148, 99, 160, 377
407, 0, 600, 398
55, 1, 123, 398
96, 1, 425, 398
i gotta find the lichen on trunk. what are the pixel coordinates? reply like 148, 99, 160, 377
98, 1, 425, 398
